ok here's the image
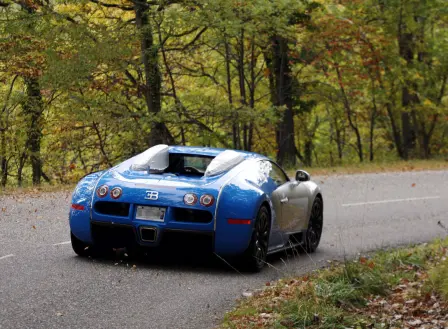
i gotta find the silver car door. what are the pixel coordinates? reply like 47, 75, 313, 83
248, 160, 284, 249
265, 162, 294, 233
267, 162, 309, 233
281, 181, 309, 231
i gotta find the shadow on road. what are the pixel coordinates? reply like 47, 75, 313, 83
73, 244, 315, 276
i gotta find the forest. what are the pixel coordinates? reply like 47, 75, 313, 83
0, 0, 447, 187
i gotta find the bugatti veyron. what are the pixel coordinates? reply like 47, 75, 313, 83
69, 145, 323, 271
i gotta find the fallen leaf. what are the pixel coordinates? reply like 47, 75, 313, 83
408, 319, 422, 326
242, 291, 253, 298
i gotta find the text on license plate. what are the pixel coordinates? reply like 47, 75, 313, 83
136, 206, 166, 222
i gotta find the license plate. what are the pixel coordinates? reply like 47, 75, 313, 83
136, 206, 166, 222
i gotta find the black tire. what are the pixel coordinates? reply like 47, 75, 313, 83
71, 232, 92, 257
304, 197, 323, 253
242, 205, 271, 272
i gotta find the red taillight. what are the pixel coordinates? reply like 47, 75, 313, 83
71, 204, 85, 211
97, 185, 108, 198
110, 187, 122, 199
200, 194, 215, 207
227, 219, 251, 225
184, 193, 198, 206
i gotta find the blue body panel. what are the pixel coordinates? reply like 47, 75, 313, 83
69, 146, 318, 256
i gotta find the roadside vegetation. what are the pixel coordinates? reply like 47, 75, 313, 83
1, 0, 447, 188
288, 159, 448, 177
1, 158, 446, 194
222, 238, 448, 329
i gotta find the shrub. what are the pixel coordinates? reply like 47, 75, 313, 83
429, 259, 448, 299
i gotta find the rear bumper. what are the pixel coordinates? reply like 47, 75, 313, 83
89, 221, 215, 251
69, 204, 253, 256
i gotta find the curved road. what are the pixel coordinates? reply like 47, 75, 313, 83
1, 170, 447, 329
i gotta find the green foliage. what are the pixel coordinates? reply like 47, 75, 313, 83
223, 238, 448, 329
0, 0, 447, 187
429, 259, 448, 299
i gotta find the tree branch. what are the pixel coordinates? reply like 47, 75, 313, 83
165, 27, 207, 52
90, 0, 134, 11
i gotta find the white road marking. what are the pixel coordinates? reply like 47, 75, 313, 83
342, 196, 441, 207
0, 254, 14, 260
53, 241, 71, 246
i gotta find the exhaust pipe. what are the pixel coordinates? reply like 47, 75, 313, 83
140, 227, 157, 242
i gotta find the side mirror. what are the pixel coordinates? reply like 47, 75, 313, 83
295, 170, 311, 182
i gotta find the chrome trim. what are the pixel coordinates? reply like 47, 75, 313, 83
110, 187, 122, 199
90, 170, 110, 220
139, 227, 158, 242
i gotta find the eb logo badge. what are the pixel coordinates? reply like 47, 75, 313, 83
145, 190, 159, 200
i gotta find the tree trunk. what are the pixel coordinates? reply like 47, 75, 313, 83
304, 140, 313, 167
17, 152, 26, 187
237, 30, 249, 151
369, 77, 378, 162
158, 24, 185, 145
134, 2, 173, 146
270, 35, 296, 167
401, 87, 417, 159
23, 77, 44, 186
224, 39, 239, 150
335, 65, 363, 162
247, 35, 256, 152
398, 4, 418, 159
0, 129, 7, 187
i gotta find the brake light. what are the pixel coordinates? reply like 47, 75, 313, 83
97, 185, 108, 198
71, 204, 85, 211
200, 194, 215, 207
184, 193, 198, 206
110, 187, 122, 199
227, 219, 251, 225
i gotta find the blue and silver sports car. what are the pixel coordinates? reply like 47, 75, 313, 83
69, 145, 323, 271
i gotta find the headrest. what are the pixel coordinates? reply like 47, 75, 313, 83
204, 150, 245, 177
130, 144, 169, 172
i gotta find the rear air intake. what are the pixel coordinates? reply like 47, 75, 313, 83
172, 208, 213, 223
140, 227, 157, 242
94, 201, 130, 217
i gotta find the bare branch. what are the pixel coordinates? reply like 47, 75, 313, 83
165, 27, 207, 52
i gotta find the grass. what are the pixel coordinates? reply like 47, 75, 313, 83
222, 238, 448, 329
428, 254, 448, 299
287, 159, 448, 177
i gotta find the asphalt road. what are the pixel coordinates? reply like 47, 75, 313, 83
1, 170, 447, 329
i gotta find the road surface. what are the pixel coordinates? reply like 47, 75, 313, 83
1, 170, 447, 329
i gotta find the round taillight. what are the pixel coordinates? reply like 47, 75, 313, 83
200, 194, 215, 207
97, 185, 109, 198
184, 193, 198, 206
110, 187, 122, 199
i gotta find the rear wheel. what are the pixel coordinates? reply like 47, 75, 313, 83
71, 232, 114, 258
71, 232, 92, 257
242, 205, 270, 272
304, 197, 323, 253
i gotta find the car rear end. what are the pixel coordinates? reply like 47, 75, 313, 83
69, 146, 264, 256
83, 170, 220, 252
